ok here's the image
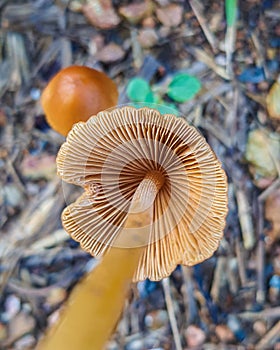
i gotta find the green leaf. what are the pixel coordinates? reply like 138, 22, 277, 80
167, 74, 201, 103
126, 78, 151, 102
144, 91, 156, 103
225, 0, 237, 27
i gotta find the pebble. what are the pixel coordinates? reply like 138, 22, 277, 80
156, 4, 183, 27
2, 294, 21, 322
2, 184, 23, 208
7, 312, 35, 344
138, 29, 158, 49
14, 334, 36, 349
144, 310, 168, 329
215, 324, 235, 343
82, 0, 120, 29
253, 320, 267, 336
119, 1, 153, 24
142, 16, 156, 28
184, 325, 206, 348
96, 43, 125, 63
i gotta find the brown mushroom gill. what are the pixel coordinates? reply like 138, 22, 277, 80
57, 107, 227, 280
38, 106, 227, 350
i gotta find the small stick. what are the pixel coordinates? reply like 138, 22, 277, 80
162, 278, 183, 350
238, 307, 280, 320
258, 178, 280, 202
188, 0, 218, 52
235, 188, 255, 250
255, 320, 280, 350
235, 237, 248, 287
182, 266, 198, 324
256, 201, 265, 305
225, 0, 238, 76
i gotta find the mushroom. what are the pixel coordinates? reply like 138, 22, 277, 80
41, 65, 118, 136
37, 106, 228, 350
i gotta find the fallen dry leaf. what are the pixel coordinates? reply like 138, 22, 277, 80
267, 80, 280, 120
245, 129, 280, 187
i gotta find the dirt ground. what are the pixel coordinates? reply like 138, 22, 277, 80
0, 0, 280, 349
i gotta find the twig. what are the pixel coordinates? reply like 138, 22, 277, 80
225, 0, 237, 76
182, 266, 198, 324
256, 201, 265, 305
258, 178, 280, 202
235, 237, 248, 287
210, 256, 227, 302
255, 320, 280, 350
187, 47, 230, 80
162, 278, 183, 350
188, 0, 218, 52
238, 307, 280, 320
235, 188, 255, 250
251, 30, 270, 80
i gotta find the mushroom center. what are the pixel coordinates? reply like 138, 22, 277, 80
130, 170, 165, 214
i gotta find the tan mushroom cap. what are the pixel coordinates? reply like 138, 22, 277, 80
57, 106, 228, 281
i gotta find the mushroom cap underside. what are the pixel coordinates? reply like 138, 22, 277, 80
57, 106, 228, 281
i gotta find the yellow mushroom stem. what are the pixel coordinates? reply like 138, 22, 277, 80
37, 170, 165, 350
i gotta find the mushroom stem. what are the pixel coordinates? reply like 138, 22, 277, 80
37, 171, 164, 350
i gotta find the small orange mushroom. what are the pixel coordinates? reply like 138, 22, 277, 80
37, 106, 228, 350
41, 65, 118, 136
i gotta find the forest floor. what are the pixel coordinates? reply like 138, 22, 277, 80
0, 0, 280, 349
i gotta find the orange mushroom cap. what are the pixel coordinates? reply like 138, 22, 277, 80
41, 65, 118, 136
57, 106, 228, 281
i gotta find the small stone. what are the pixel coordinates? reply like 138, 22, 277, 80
215, 324, 235, 343
138, 28, 158, 49
126, 338, 145, 350
156, 4, 183, 27
7, 312, 35, 344
96, 43, 125, 63
119, 0, 153, 24
82, 0, 120, 30
2, 184, 23, 208
144, 310, 168, 329
88, 34, 104, 57
253, 320, 267, 336
14, 334, 36, 349
142, 16, 156, 28
2, 294, 21, 322
184, 325, 206, 348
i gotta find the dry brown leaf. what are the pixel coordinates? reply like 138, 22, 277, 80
267, 80, 280, 120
